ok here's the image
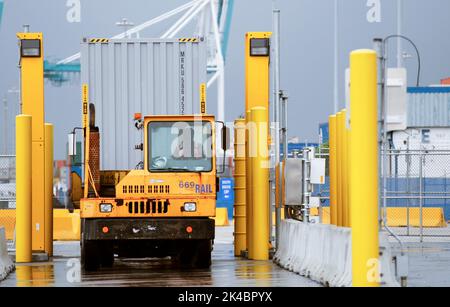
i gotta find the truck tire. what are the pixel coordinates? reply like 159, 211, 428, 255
81, 239, 100, 271
100, 242, 114, 268
195, 240, 212, 269
179, 240, 212, 269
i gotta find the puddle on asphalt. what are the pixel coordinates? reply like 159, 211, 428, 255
4, 248, 319, 287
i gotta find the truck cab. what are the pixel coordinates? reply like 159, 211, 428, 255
79, 114, 225, 271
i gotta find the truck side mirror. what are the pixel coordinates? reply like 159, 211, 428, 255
222, 126, 231, 152
68, 132, 76, 156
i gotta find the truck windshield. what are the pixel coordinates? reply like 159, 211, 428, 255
148, 121, 213, 172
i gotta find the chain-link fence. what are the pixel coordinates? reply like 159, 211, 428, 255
310, 148, 450, 239
0, 156, 16, 247
0, 156, 15, 208
383, 149, 450, 239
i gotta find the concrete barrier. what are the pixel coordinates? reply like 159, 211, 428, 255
274, 220, 399, 287
309, 207, 447, 228
0, 209, 15, 239
213, 208, 230, 227
0, 209, 81, 241
384, 208, 447, 228
0, 227, 14, 281
53, 209, 80, 241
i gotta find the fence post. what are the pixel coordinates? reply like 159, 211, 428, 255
419, 153, 424, 243
406, 147, 411, 236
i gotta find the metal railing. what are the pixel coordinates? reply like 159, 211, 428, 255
382, 149, 450, 239
0, 155, 16, 207
310, 149, 450, 239
0, 155, 16, 250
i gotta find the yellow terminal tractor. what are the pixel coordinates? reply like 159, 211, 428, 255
70, 104, 229, 271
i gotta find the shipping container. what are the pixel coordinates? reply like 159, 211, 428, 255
81, 38, 207, 170
441, 77, 450, 85
407, 87, 450, 128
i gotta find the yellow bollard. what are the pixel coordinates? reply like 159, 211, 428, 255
251, 107, 270, 261
329, 115, 338, 226
245, 110, 254, 259
16, 115, 32, 263
341, 109, 349, 227
346, 127, 352, 227
44, 123, 54, 257
350, 49, 380, 287
336, 112, 343, 227
234, 119, 247, 256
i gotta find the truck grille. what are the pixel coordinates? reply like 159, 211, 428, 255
126, 200, 169, 214
122, 185, 170, 194
147, 185, 170, 194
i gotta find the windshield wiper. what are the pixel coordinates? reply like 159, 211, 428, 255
164, 167, 191, 172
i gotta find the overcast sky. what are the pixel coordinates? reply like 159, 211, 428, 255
1, 0, 450, 159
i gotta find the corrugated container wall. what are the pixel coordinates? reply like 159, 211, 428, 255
81, 38, 207, 170
441, 78, 450, 85
407, 87, 450, 128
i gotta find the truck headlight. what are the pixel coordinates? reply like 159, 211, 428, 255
100, 203, 113, 213
184, 202, 197, 212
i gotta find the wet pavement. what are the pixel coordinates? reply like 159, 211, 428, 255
391, 242, 450, 287
0, 226, 320, 287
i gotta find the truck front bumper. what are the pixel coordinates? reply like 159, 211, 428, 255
82, 218, 215, 241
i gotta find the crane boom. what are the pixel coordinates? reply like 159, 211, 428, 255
0, 0, 4, 27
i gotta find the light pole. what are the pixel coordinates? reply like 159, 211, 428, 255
333, 0, 339, 113
3, 87, 20, 155
2, 96, 7, 155
397, 0, 403, 68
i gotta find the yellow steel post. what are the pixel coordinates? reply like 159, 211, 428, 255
44, 123, 54, 257
245, 32, 271, 259
251, 107, 270, 261
16, 115, 32, 263
346, 127, 352, 227
82, 84, 90, 198
234, 119, 247, 256
246, 110, 254, 259
336, 111, 343, 227
350, 49, 380, 287
245, 32, 271, 112
329, 115, 338, 225
17, 32, 46, 252
341, 109, 349, 227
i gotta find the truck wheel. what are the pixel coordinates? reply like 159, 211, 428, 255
178, 240, 212, 269
100, 242, 114, 268
81, 239, 100, 271
194, 240, 212, 269
178, 246, 195, 269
